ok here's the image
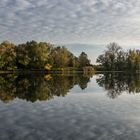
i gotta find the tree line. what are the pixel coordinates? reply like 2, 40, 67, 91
0, 40, 92, 70
96, 42, 140, 72
2, 40, 139, 72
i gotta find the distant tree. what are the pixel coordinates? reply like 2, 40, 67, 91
48, 46, 70, 68
116, 50, 126, 70
96, 42, 122, 71
126, 49, 140, 71
17, 41, 52, 69
78, 52, 90, 68
0, 40, 93, 70
0, 41, 17, 70
16, 43, 30, 68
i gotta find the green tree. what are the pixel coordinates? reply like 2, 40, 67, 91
0, 41, 17, 70
25, 41, 51, 69
78, 52, 90, 68
48, 46, 69, 68
16, 43, 31, 68
96, 42, 122, 71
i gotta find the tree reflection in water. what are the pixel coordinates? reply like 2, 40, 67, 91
96, 73, 140, 99
1, 72, 140, 102
0, 73, 91, 103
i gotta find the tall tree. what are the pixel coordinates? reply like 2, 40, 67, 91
78, 52, 90, 68
96, 42, 122, 71
0, 41, 17, 70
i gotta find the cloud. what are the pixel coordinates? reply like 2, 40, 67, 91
0, 0, 140, 45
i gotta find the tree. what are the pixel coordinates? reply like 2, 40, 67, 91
96, 42, 122, 71
116, 50, 126, 71
0, 41, 17, 70
48, 46, 69, 68
16, 43, 31, 69
24, 41, 51, 69
78, 52, 90, 68
0, 40, 93, 70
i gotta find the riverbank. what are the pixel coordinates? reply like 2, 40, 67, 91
0, 68, 95, 74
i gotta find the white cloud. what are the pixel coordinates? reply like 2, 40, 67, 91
0, 0, 139, 46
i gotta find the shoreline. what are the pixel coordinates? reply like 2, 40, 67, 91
0, 69, 85, 74
1, 70, 140, 75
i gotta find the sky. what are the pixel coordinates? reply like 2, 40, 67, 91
0, 0, 140, 63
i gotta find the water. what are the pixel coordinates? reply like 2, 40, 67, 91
0, 73, 140, 140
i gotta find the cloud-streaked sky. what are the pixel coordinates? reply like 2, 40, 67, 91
0, 0, 140, 45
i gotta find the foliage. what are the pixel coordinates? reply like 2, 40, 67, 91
0, 41, 17, 70
0, 40, 92, 70
96, 42, 140, 72
78, 52, 91, 68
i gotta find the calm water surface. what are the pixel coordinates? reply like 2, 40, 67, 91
0, 73, 140, 140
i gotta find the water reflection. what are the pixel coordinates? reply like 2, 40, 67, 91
1, 73, 140, 140
0, 74, 91, 103
1, 72, 140, 103
96, 73, 140, 99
